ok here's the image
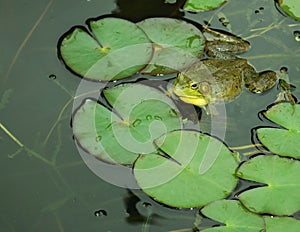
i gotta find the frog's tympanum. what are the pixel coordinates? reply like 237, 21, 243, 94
172, 27, 277, 113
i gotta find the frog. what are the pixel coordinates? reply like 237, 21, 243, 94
172, 27, 277, 113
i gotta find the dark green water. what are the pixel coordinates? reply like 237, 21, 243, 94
1, 0, 299, 231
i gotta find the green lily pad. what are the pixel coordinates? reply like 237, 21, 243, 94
183, 0, 227, 12
200, 200, 264, 232
72, 99, 138, 164
257, 103, 300, 158
236, 155, 300, 216
264, 216, 300, 232
59, 17, 153, 81
133, 130, 238, 208
72, 83, 182, 164
137, 18, 205, 75
278, 0, 300, 21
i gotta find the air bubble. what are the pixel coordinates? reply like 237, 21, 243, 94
293, 31, 300, 41
142, 202, 152, 208
48, 74, 56, 80
280, 67, 288, 73
94, 209, 107, 217
255, 7, 264, 14
218, 17, 225, 22
169, 108, 178, 117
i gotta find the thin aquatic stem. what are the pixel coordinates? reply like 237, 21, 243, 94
54, 213, 65, 232
243, 150, 271, 156
24, 147, 54, 166
2, 0, 53, 86
0, 122, 54, 165
0, 122, 24, 148
230, 143, 263, 150
51, 78, 75, 98
43, 90, 100, 145
245, 19, 286, 40
247, 52, 300, 60
43, 97, 73, 145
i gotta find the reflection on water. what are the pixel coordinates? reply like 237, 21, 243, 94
112, 0, 185, 21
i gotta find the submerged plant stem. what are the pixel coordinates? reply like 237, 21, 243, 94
24, 147, 53, 166
43, 98, 73, 145
3, 0, 53, 86
0, 122, 53, 165
0, 122, 24, 148
43, 90, 99, 145
246, 19, 285, 40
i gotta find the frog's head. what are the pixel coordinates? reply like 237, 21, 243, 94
172, 72, 212, 108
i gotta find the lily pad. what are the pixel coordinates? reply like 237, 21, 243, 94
59, 17, 153, 81
72, 83, 182, 164
278, 0, 300, 21
264, 216, 300, 232
183, 0, 227, 12
133, 130, 238, 208
72, 99, 139, 164
137, 18, 205, 75
257, 103, 300, 158
236, 155, 300, 216
200, 200, 264, 232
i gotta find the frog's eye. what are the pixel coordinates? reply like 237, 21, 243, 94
190, 82, 199, 90
199, 81, 210, 94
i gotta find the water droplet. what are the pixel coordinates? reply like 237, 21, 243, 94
222, 22, 229, 27
293, 31, 300, 41
154, 115, 162, 121
95, 135, 102, 142
132, 119, 142, 127
105, 123, 112, 130
48, 74, 56, 80
218, 17, 225, 22
142, 202, 152, 208
169, 108, 178, 117
146, 115, 152, 120
236, 171, 243, 178
94, 209, 107, 217
203, 20, 211, 26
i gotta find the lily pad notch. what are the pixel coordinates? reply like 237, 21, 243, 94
58, 17, 153, 81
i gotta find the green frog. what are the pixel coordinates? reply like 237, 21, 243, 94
172, 27, 277, 113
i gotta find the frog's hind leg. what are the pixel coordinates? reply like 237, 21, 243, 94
244, 68, 277, 93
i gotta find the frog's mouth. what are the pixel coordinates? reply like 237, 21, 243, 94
172, 87, 208, 107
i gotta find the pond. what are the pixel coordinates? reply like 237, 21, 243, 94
1, 0, 300, 231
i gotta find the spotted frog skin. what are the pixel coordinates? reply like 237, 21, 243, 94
172, 27, 277, 112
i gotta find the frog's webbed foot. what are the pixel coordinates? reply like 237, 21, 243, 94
244, 69, 277, 93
